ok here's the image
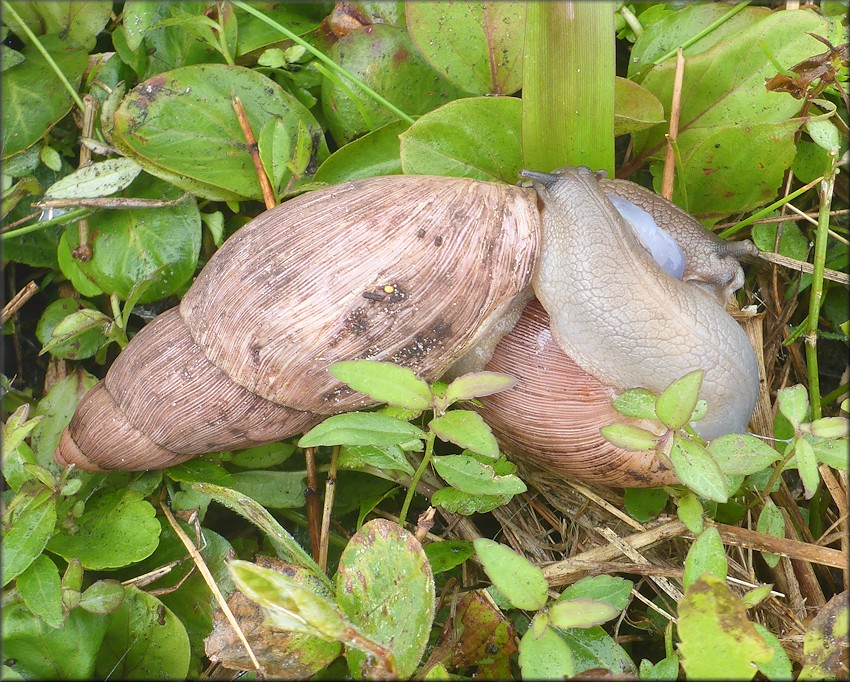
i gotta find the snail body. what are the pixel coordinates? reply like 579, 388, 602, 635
55, 169, 760, 486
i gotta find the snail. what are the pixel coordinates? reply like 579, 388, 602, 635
54, 167, 760, 487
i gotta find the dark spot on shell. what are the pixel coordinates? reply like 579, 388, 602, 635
417, 228, 426, 238
434, 235, 443, 247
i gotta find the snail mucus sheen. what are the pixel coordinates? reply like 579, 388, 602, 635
55, 167, 760, 488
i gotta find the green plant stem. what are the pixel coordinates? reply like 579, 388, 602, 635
399, 431, 436, 524
804, 152, 839, 420
717, 175, 823, 239
2, 2, 86, 111
2, 208, 91, 240
619, 5, 643, 38
231, 0, 414, 124
821, 381, 849, 406
652, 1, 752, 65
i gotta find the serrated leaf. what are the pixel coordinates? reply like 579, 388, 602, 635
432, 455, 526, 496
549, 598, 620, 629
669, 435, 730, 503
298, 412, 425, 448
44, 158, 142, 200
655, 370, 704, 430
776, 384, 809, 428
613, 388, 658, 419
519, 621, 575, 678
444, 372, 516, 405
678, 573, 772, 680
473, 539, 548, 611
429, 410, 499, 459
683, 526, 727, 589
709, 434, 782, 475
330, 360, 432, 411
600, 423, 659, 451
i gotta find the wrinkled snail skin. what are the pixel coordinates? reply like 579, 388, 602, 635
55, 169, 759, 484
520, 167, 760, 442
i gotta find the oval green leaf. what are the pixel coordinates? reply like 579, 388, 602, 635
298, 412, 426, 448
669, 435, 729, 503
473, 538, 548, 611
330, 360, 432, 411
313, 120, 407, 185
429, 410, 499, 459
683, 526, 728, 589
708, 433, 782, 475
519, 621, 575, 678
548, 598, 620, 630
655, 370, 703, 430
432, 454, 526, 496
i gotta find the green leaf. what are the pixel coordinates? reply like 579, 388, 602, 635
4, 1, 112, 50
62, 176, 201, 304
36, 298, 104, 360
2, 485, 57, 587
753, 623, 793, 681
432, 454, 526, 496
559, 575, 634, 612
624, 487, 669, 523
519, 620, 575, 678
473, 539, 548, 611
2, 601, 107, 679
600, 423, 659, 451
795, 436, 820, 500
94, 586, 190, 679
400, 96, 522, 182
231, 441, 296, 469
312, 120, 407, 185
429, 410, 500, 459
559, 626, 639, 677
683, 526, 728, 589
676, 492, 705, 535
165, 459, 233, 485
44, 158, 142, 199
193, 482, 330, 590
548, 598, 620, 629
756, 501, 784, 568
330, 360, 432, 411
406, 2, 526, 95
614, 77, 665, 136
808, 435, 849, 469
808, 417, 849, 440
298, 412, 426, 448
1, 36, 88, 158
430, 487, 511, 515
47, 489, 161, 570
752, 220, 809, 261
655, 370, 704, 430
678, 573, 772, 680
799, 590, 848, 679
669, 435, 730, 503
228, 471, 306, 509
741, 584, 774, 610
17, 554, 64, 629
113, 63, 327, 200
79, 580, 126, 615
709, 434, 782, 475
423, 540, 475, 575
612, 388, 658, 419
443, 372, 516, 406
639, 654, 680, 681
338, 444, 415, 476
776, 384, 809, 428
336, 519, 435, 678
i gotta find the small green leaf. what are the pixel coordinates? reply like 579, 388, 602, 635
624, 487, 669, 522
808, 435, 848, 469
548, 598, 620, 629
756, 501, 784, 568
79, 580, 125, 615
655, 370, 704, 430
794, 436, 820, 499
430, 487, 510, 515
600, 423, 659, 451
432, 455, 526, 496
338, 444, 415, 476
429, 410, 499, 459
443, 372, 516, 406
776, 384, 809, 428
330, 360, 432, 410
298, 412, 426, 448
669, 435, 730, 503
2, 485, 57, 587
678, 573, 772, 680
676, 492, 705, 535
807, 417, 848, 439
473, 539, 548, 611
17, 555, 63, 629
518, 620, 575, 678
753, 623, 793, 681
423, 541, 475, 575
43, 158, 142, 199
709, 434, 782, 475
39, 144, 61, 171
683, 526, 727, 589
612, 388, 658, 419
741, 584, 774, 610
258, 117, 290, 195
559, 575, 634, 612
228, 471, 306, 509
639, 654, 680, 680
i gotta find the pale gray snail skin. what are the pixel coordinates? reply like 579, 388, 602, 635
55, 168, 760, 487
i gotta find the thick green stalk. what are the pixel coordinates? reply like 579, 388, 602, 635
805, 152, 839, 419
522, 1, 615, 174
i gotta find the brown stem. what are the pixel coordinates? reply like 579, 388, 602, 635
304, 447, 322, 564
661, 49, 685, 201
318, 445, 339, 573
1, 281, 39, 325
231, 96, 276, 209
